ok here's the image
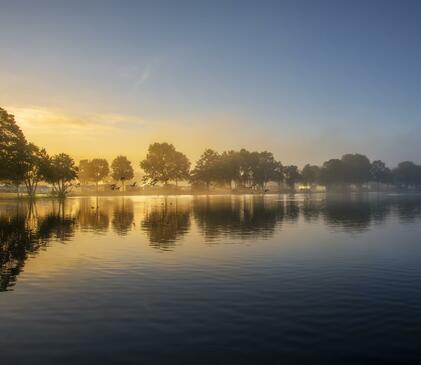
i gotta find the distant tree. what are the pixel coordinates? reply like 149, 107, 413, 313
218, 150, 242, 188
301, 164, 321, 187
320, 159, 345, 189
111, 156, 134, 192
172, 151, 191, 186
284, 165, 301, 191
22, 143, 51, 197
44, 153, 78, 198
190, 149, 221, 190
140, 143, 190, 186
341, 153, 371, 188
273, 161, 284, 192
250, 151, 280, 190
392, 161, 421, 188
370, 160, 391, 187
89, 158, 109, 193
78, 160, 92, 185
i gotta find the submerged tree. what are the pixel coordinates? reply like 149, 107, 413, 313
45, 153, 78, 198
111, 156, 134, 192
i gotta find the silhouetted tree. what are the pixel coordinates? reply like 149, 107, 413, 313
301, 164, 321, 187
341, 153, 372, 188
284, 165, 301, 191
140, 142, 190, 186
0, 107, 27, 186
249, 151, 281, 190
22, 143, 51, 197
393, 161, 421, 188
173, 151, 191, 186
320, 159, 345, 189
370, 160, 391, 187
44, 154, 78, 198
111, 156, 134, 192
190, 149, 221, 190
78, 159, 91, 186
89, 158, 109, 193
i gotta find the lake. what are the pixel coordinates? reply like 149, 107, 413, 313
1, 194, 421, 364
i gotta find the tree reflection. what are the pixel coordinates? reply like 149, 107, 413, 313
0, 201, 75, 291
193, 196, 286, 242
112, 198, 134, 236
141, 199, 190, 250
2, 194, 421, 289
77, 198, 110, 233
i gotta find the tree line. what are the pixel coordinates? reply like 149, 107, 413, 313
2, 106, 421, 198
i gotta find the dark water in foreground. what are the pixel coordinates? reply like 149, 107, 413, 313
1, 194, 421, 364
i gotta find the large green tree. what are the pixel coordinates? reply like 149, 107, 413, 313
111, 156, 134, 192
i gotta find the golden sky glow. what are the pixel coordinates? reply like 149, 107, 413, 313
7, 104, 315, 168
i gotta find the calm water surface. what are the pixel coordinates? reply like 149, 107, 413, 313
1, 194, 421, 364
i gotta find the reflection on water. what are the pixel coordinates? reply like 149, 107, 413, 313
2, 194, 421, 363
2, 194, 421, 292
141, 199, 190, 250
193, 196, 286, 241
0, 201, 75, 291
112, 198, 134, 236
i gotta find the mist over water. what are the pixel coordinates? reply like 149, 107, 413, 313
1, 194, 421, 363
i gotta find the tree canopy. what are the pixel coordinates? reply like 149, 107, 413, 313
140, 143, 190, 185
111, 156, 134, 191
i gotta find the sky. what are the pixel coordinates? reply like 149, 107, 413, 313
1, 0, 421, 168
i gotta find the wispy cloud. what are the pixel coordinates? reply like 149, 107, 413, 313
6, 106, 145, 133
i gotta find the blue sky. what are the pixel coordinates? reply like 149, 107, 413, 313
1, 0, 421, 166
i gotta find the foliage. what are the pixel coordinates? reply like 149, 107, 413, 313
44, 154, 78, 198
21, 143, 51, 197
370, 160, 391, 184
89, 158, 110, 189
140, 143, 190, 185
111, 156, 134, 191
301, 164, 321, 186
0, 108, 27, 185
284, 165, 301, 190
